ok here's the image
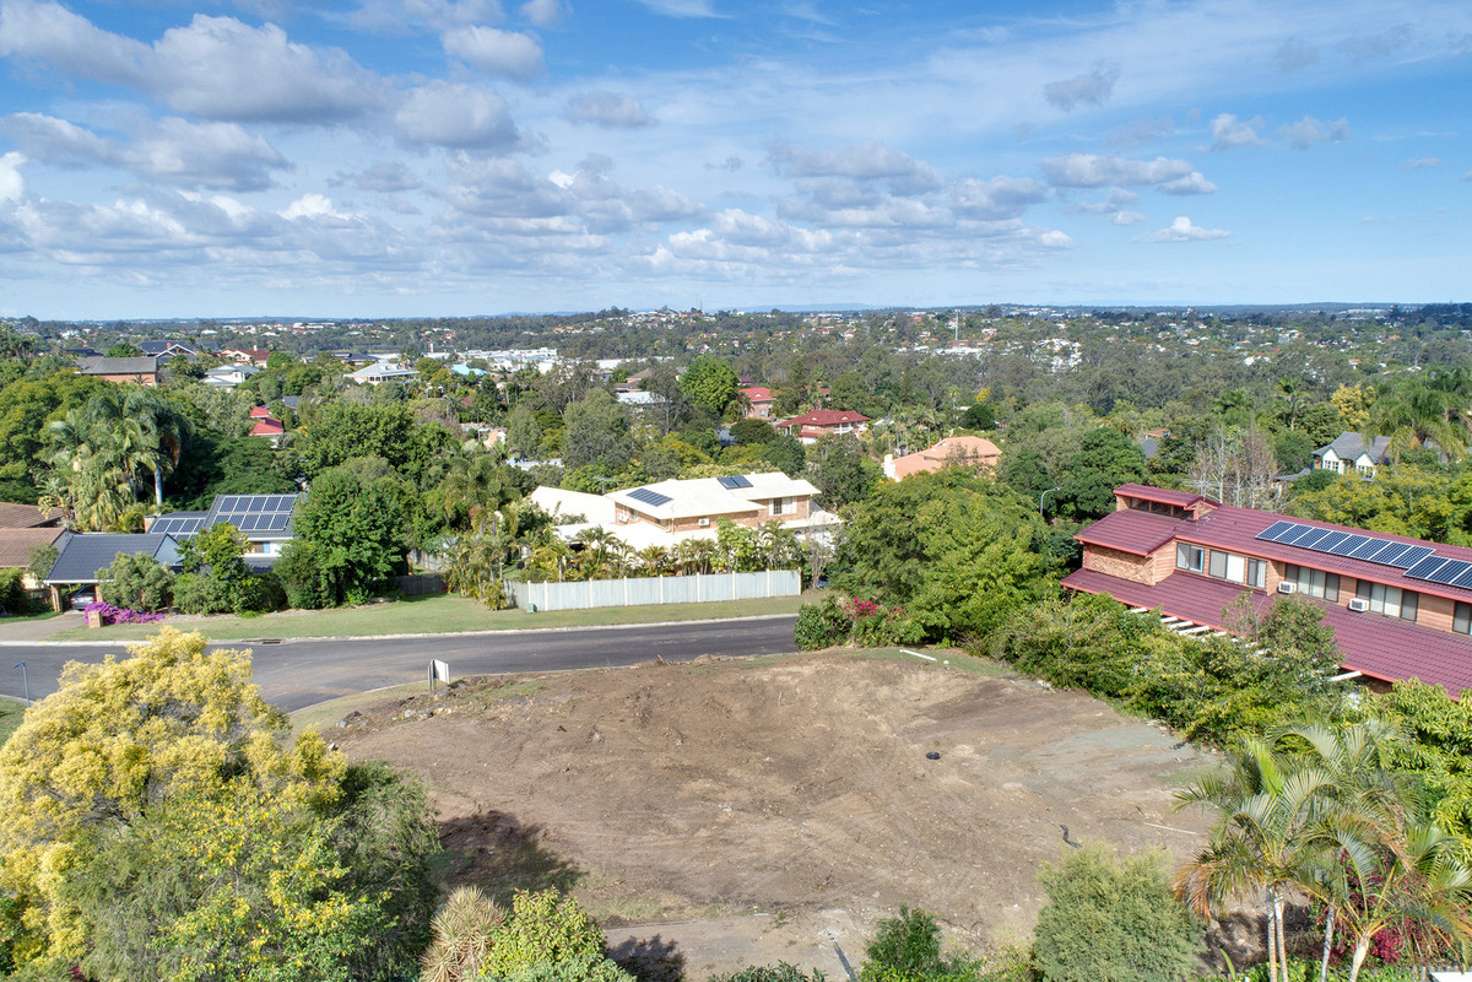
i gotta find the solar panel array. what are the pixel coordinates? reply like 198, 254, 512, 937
1255, 520, 1472, 590
627, 487, 672, 507
206, 494, 298, 535
717, 475, 753, 490
151, 514, 207, 537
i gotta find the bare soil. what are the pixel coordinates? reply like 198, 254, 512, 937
332, 651, 1217, 978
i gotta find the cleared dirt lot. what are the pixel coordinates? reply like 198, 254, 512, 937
332, 651, 1216, 978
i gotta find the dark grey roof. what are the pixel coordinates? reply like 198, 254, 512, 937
77, 355, 159, 376
1315, 432, 1392, 464
140, 340, 198, 357
281, 395, 300, 410
45, 533, 180, 584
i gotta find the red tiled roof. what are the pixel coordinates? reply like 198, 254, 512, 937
779, 409, 869, 427
1079, 486, 1472, 607
1115, 483, 1215, 508
740, 386, 774, 402
249, 417, 284, 436
1075, 508, 1180, 557
249, 405, 272, 418
1062, 567, 1472, 696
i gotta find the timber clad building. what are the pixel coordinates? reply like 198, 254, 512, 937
1062, 483, 1472, 696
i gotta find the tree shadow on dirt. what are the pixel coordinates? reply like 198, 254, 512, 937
437, 809, 584, 906
609, 934, 686, 982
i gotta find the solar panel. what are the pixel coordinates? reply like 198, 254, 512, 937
1349, 537, 1390, 560
1391, 545, 1434, 569
628, 488, 672, 507
1428, 559, 1472, 584
1279, 525, 1314, 544
1366, 542, 1409, 565
1256, 520, 1295, 541
1452, 566, 1472, 589
1405, 555, 1449, 580
717, 475, 753, 490
1310, 531, 1349, 553
1329, 534, 1371, 557
1301, 530, 1336, 553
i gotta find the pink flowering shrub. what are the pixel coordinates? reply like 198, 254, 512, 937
84, 601, 166, 626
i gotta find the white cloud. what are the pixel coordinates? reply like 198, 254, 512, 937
1, 112, 289, 191
770, 142, 940, 195
342, 0, 505, 33
1038, 229, 1072, 248
395, 82, 520, 149
1042, 153, 1204, 190
1149, 215, 1229, 241
0, 4, 385, 123
636, 0, 723, 17
281, 193, 351, 221
1159, 171, 1216, 194
0, 151, 24, 203
564, 91, 655, 128
1404, 156, 1441, 169
1209, 113, 1263, 150
1111, 210, 1145, 225
332, 161, 422, 193
519, 0, 569, 27
950, 176, 1048, 219
442, 25, 543, 79
1043, 62, 1121, 112
1280, 115, 1350, 149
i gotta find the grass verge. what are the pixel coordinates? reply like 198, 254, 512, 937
54, 592, 808, 642
0, 696, 26, 747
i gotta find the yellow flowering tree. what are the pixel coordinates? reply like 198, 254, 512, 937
0, 628, 436, 979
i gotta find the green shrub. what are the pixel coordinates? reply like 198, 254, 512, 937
482, 889, 630, 981
1033, 845, 1201, 982
97, 553, 174, 612
794, 596, 851, 649
171, 571, 228, 615
713, 964, 828, 981
276, 541, 335, 609
859, 907, 980, 981
0, 568, 30, 616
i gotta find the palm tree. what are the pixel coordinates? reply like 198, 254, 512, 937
1175, 736, 1337, 982
420, 886, 503, 982
636, 545, 672, 575
1370, 374, 1471, 463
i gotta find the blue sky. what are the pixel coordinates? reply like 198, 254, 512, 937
0, 0, 1469, 318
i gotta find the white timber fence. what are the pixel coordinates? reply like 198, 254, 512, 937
506, 569, 801, 612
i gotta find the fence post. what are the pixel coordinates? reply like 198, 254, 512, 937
766, 567, 771, 598
659, 575, 664, 604
623, 577, 628, 606
696, 572, 702, 602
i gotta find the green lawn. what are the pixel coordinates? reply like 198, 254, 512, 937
54, 592, 809, 642
0, 696, 25, 747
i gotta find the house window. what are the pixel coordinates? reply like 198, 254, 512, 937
1285, 564, 1340, 602
1356, 581, 1418, 622
1456, 602, 1472, 636
771, 497, 788, 516
1176, 543, 1205, 573
1248, 558, 1267, 589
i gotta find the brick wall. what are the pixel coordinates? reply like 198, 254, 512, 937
1082, 545, 1157, 585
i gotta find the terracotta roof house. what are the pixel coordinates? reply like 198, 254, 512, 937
218, 347, 272, 366
739, 386, 776, 419
76, 355, 159, 386
248, 405, 286, 444
529, 471, 841, 551
1062, 483, 1472, 696
775, 409, 869, 445
884, 435, 1001, 480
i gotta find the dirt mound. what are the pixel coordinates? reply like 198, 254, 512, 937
335, 651, 1214, 974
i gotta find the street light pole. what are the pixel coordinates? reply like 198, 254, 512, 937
13, 662, 29, 705
1039, 486, 1061, 520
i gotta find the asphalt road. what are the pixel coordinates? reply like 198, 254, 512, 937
0, 615, 800, 711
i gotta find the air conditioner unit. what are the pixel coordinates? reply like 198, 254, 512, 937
1348, 597, 1370, 613
697, 517, 711, 527
1277, 581, 1297, 594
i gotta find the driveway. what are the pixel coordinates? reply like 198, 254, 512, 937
0, 611, 84, 642
0, 615, 801, 710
